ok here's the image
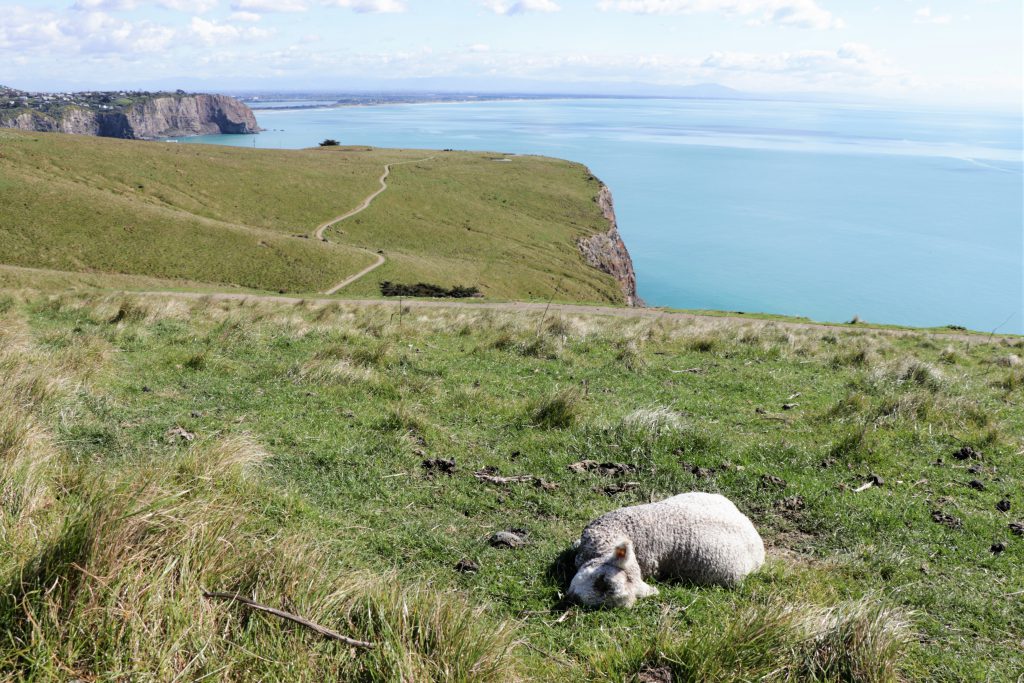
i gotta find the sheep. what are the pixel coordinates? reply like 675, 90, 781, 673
567, 492, 765, 608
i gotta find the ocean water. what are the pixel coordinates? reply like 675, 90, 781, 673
173, 98, 1024, 333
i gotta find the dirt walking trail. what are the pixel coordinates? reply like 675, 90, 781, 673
314, 156, 435, 295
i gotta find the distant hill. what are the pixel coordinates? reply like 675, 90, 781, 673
0, 87, 258, 139
0, 130, 634, 304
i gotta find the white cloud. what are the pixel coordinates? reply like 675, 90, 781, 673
157, 0, 220, 11
914, 7, 952, 24
699, 42, 913, 91
481, 0, 561, 15
597, 0, 843, 29
229, 11, 263, 21
72, 0, 139, 9
189, 16, 272, 43
323, 0, 407, 11
230, 0, 308, 11
72, 0, 218, 10
1, 7, 176, 54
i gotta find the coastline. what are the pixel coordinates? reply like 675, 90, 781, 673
167, 99, 1024, 334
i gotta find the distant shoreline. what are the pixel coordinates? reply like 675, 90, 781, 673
240, 92, 780, 113
245, 94, 605, 112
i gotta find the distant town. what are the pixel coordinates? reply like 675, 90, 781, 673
0, 86, 193, 114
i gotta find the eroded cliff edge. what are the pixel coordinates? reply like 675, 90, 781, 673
0, 93, 259, 140
578, 185, 643, 307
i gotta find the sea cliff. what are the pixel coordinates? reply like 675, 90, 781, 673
0, 92, 258, 140
578, 185, 643, 307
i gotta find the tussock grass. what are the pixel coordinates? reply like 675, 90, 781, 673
895, 359, 946, 390
830, 344, 878, 369
865, 358, 947, 393
0, 409, 55, 531
619, 406, 685, 438
614, 338, 647, 372
531, 388, 581, 429
586, 598, 910, 683
686, 335, 721, 353
995, 353, 1022, 368
0, 438, 518, 681
295, 358, 377, 385
938, 345, 961, 365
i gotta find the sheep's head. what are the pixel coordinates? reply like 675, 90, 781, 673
567, 539, 658, 608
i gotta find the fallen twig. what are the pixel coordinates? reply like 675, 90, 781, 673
202, 591, 374, 649
517, 640, 574, 668
473, 472, 536, 485
473, 470, 558, 489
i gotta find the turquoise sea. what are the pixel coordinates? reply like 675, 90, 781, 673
174, 98, 1024, 333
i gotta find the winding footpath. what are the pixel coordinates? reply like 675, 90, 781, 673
314, 156, 435, 295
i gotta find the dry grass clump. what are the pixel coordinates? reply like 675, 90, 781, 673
614, 338, 647, 372
589, 598, 910, 683
0, 434, 520, 681
739, 327, 764, 345
0, 409, 56, 534
938, 345, 961, 365
868, 359, 946, 392
686, 334, 721, 353
619, 406, 684, 439
543, 315, 588, 339
490, 328, 564, 360
995, 353, 1021, 368
994, 370, 1023, 392
830, 344, 878, 369
795, 600, 911, 682
895, 359, 946, 390
295, 358, 377, 385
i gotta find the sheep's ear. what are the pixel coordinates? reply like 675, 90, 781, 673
611, 540, 633, 568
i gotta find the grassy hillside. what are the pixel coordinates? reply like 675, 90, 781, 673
0, 130, 624, 303
1, 291, 1020, 681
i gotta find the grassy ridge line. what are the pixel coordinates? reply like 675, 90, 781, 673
124, 289, 1022, 344
0, 131, 629, 303
4, 291, 1020, 680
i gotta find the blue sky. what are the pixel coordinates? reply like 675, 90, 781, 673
1, 0, 1020, 106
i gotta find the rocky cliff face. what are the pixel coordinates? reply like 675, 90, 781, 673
0, 94, 259, 140
578, 185, 642, 307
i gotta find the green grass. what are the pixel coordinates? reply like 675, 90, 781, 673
1, 292, 1021, 681
325, 153, 624, 303
0, 130, 624, 303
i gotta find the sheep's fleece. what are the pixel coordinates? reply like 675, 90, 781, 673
567, 492, 764, 607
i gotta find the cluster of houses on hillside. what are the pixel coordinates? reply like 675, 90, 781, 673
0, 86, 190, 113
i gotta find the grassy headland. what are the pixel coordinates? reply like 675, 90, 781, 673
1, 291, 1020, 680
0, 130, 624, 303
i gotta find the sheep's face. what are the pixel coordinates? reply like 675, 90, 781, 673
567, 539, 658, 608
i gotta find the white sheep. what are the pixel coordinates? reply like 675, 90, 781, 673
567, 492, 765, 607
